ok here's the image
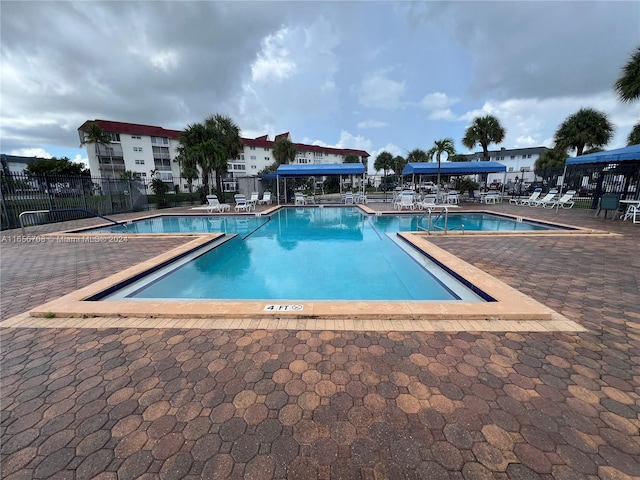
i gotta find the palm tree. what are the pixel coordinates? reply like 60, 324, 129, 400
628, 122, 640, 145
462, 115, 506, 161
273, 138, 297, 165
180, 122, 213, 193
534, 148, 567, 185
553, 107, 614, 156
81, 122, 111, 176
374, 151, 394, 189
393, 155, 406, 184
205, 114, 243, 200
614, 46, 640, 103
428, 138, 456, 188
406, 148, 429, 163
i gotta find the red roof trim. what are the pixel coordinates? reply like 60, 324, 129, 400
77, 120, 370, 156
78, 120, 182, 139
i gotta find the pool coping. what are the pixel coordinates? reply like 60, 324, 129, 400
26, 229, 581, 329
60, 205, 609, 237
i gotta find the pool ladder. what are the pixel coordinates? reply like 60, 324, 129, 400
416, 206, 464, 235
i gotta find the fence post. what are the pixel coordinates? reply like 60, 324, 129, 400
128, 179, 133, 210
106, 178, 113, 215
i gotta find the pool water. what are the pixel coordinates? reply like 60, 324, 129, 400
102, 207, 486, 302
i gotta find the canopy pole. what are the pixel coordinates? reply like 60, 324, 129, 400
276, 175, 280, 205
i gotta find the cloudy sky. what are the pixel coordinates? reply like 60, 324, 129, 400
1, 1, 639, 173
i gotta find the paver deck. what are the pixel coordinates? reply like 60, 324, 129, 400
1, 202, 639, 479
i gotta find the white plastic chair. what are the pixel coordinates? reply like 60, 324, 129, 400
258, 192, 272, 205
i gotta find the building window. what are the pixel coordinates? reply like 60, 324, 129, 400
135, 159, 145, 165
251, 165, 257, 169
314, 152, 323, 157
325, 153, 329, 156
131, 135, 141, 140
250, 146, 256, 150
250, 155, 256, 160
232, 164, 246, 171
264, 147, 269, 151
510, 155, 515, 159
141, 172, 147, 177
151, 136, 169, 145
508, 167, 514, 172
107, 132, 120, 142
133, 147, 143, 152
264, 157, 270, 161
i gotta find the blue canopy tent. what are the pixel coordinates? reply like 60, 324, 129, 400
564, 144, 640, 209
402, 161, 507, 176
263, 163, 366, 204
402, 161, 507, 193
565, 144, 640, 165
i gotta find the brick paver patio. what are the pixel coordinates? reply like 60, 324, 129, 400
1, 203, 639, 479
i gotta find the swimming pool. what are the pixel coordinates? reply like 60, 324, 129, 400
87, 210, 564, 235
98, 207, 486, 302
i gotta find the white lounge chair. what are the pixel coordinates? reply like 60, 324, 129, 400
234, 194, 252, 212
512, 188, 542, 206
206, 194, 230, 213
544, 190, 576, 209
532, 189, 558, 207
343, 192, 354, 204
258, 192, 272, 205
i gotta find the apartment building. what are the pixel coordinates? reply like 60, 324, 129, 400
78, 120, 370, 191
464, 146, 550, 185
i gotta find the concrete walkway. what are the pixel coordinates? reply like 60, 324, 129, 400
1, 202, 639, 479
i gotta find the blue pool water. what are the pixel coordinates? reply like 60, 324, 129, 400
89, 211, 559, 235
99, 207, 491, 302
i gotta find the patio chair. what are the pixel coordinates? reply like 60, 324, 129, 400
544, 190, 576, 209
258, 192, 272, 205
234, 194, 251, 212
532, 190, 558, 207
249, 192, 260, 203
206, 194, 230, 213
294, 192, 306, 205
446, 191, 459, 205
511, 188, 542, 206
343, 192, 354, 204
482, 191, 500, 204
397, 192, 416, 210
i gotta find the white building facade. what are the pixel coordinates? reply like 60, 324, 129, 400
464, 146, 550, 186
78, 120, 369, 191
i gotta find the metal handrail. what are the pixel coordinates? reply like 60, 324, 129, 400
416, 205, 464, 235
19, 208, 126, 235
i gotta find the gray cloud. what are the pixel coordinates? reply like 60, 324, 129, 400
1, 1, 288, 151
403, 1, 640, 101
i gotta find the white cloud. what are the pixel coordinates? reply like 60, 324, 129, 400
150, 50, 179, 73
73, 154, 89, 168
251, 28, 297, 83
10, 148, 53, 158
419, 92, 458, 110
428, 109, 456, 121
457, 92, 636, 151
357, 120, 389, 129
358, 69, 405, 109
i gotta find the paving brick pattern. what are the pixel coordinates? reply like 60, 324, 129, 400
1, 204, 639, 479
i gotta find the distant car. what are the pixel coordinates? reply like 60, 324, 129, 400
524, 181, 548, 194
488, 182, 503, 190
380, 182, 397, 191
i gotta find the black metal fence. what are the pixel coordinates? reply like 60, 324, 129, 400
0, 173, 152, 230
